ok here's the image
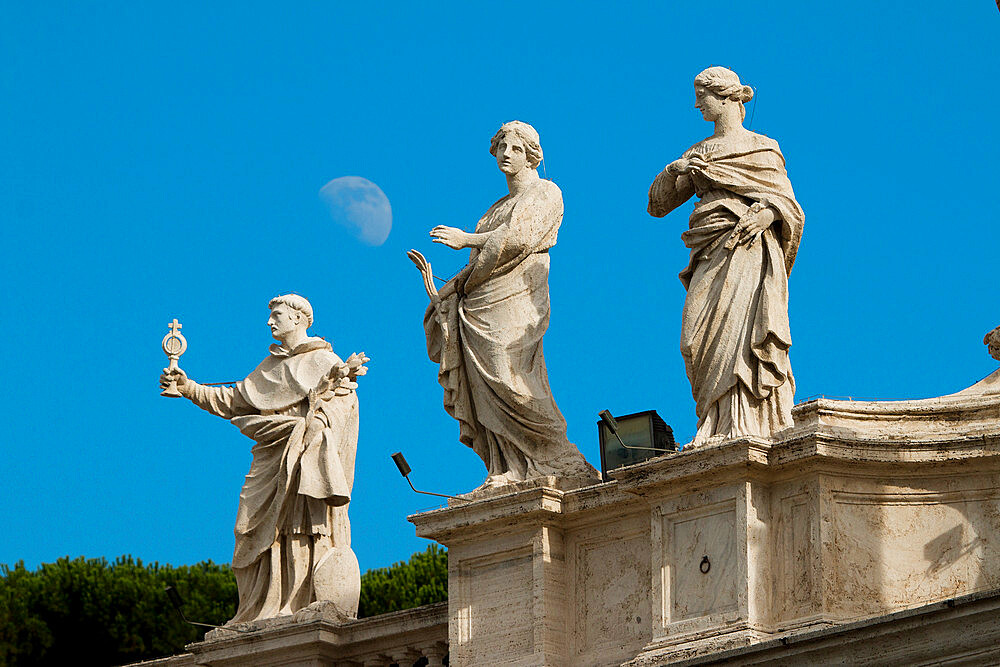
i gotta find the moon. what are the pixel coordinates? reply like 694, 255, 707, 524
319, 176, 392, 246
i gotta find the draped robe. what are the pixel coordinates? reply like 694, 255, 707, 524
648, 133, 805, 445
424, 178, 597, 483
185, 337, 359, 621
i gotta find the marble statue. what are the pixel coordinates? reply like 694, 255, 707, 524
408, 121, 598, 488
986, 326, 1000, 362
159, 294, 368, 623
648, 67, 805, 447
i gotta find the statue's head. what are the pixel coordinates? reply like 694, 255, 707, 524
985, 326, 1000, 362
693, 66, 754, 122
490, 121, 543, 174
268, 294, 313, 342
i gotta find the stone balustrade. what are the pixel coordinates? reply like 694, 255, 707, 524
131, 601, 448, 667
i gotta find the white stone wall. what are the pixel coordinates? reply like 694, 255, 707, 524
412, 393, 1000, 666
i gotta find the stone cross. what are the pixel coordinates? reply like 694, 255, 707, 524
160, 318, 187, 397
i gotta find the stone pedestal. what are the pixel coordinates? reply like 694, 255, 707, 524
411, 478, 653, 666
410, 392, 1000, 666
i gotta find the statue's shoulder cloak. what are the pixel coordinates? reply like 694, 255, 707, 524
465, 178, 563, 293
236, 338, 340, 411
688, 132, 805, 274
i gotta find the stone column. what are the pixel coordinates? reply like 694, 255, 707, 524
388, 648, 421, 666
416, 641, 448, 667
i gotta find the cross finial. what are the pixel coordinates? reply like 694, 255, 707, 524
168, 318, 182, 334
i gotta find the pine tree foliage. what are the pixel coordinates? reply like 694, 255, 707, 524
0, 546, 448, 666
0, 556, 237, 666
357, 544, 448, 618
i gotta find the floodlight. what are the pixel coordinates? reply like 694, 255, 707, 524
597, 410, 676, 481
391, 452, 469, 502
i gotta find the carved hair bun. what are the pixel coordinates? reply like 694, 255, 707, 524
694, 67, 752, 103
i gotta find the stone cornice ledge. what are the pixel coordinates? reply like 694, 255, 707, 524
409, 485, 568, 543
776, 429, 1000, 466
186, 602, 448, 662
792, 394, 1000, 441
610, 398, 1000, 495
665, 587, 1000, 666
609, 438, 773, 496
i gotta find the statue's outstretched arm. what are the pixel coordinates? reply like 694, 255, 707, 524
430, 226, 490, 250
183, 382, 255, 419
161, 360, 254, 419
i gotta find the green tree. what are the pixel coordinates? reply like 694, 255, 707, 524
0, 556, 236, 666
0, 546, 447, 666
358, 544, 448, 618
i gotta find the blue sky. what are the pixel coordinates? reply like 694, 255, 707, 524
2, 2, 998, 573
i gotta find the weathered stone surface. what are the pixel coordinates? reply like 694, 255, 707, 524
411, 386, 1000, 666
408, 121, 598, 490
128, 602, 448, 667
160, 294, 368, 623
411, 480, 649, 667
663, 588, 1000, 666
648, 67, 804, 448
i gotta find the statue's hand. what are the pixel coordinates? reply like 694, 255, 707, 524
687, 156, 709, 172
741, 211, 772, 238
160, 367, 188, 390
726, 203, 775, 249
667, 156, 707, 176
430, 226, 469, 250
665, 158, 690, 175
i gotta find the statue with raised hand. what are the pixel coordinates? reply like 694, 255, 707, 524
408, 121, 598, 490
648, 67, 805, 448
159, 294, 368, 624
